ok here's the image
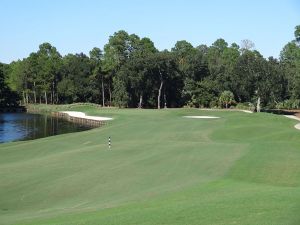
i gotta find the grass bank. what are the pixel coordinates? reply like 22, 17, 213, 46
1, 106, 300, 225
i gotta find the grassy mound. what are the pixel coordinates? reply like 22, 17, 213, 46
1, 107, 300, 225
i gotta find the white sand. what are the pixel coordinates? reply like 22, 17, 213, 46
284, 115, 300, 121
198, 108, 253, 113
295, 124, 300, 130
284, 115, 300, 130
60, 111, 113, 121
240, 110, 253, 113
183, 116, 220, 119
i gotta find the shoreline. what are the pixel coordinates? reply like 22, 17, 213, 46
52, 111, 113, 127
0, 106, 26, 113
284, 115, 300, 130
60, 111, 113, 121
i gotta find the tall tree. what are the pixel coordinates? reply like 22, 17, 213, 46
240, 39, 255, 53
103, 30, 136, 105
36, 43, 62, 104
112, 39, 157, 108
280, 42, 300, 99
294, 25, 300, 43
7, 60, 28, 104
89, 47, 104, 106
0, 63, 19, 109
207, 39, 228, 81
129, 37, 157, 108
24, 53, 40, 104
233, 50, 260, 102
58, 53, 93, 103
150, 51, 179, 109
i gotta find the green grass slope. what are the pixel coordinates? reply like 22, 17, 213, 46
1, 107, 300, 225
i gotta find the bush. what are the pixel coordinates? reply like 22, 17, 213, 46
276, 99, 300, 110
236, 102, 255, 111
209, 99, 219, 108
219, 91, 234, 108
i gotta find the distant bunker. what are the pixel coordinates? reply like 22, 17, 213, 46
183, 116, 220, 119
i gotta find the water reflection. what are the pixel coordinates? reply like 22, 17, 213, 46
0, 113, 91, 143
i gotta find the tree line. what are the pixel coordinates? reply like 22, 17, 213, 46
1, 25, 300, 110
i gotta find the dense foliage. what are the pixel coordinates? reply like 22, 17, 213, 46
0, 63, 19, 110
1, 26, 300, 109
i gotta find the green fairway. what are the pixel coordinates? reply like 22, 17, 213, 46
1, 107, 300, 225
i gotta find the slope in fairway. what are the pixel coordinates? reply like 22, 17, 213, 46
1, 107, 300, 225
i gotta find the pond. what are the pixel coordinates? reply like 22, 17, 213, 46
0, 113, 92, 143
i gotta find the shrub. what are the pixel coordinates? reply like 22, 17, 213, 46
276, 99, 300, 110
236, 102, 255, 111
219, 91, 235, 109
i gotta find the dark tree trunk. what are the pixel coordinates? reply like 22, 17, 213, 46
102, 76, 105, 107
257, 97, 261, 112
33, 82, 36, 104
158, 80, 164, 109
25, 91, 29, 105
138, 94, 143, 108
52, 81, 55, 104
44, 91, 48, 105
22, 91, 26, 105
109, 83, 112, 107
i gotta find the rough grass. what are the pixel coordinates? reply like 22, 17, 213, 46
1, 106, 300, 225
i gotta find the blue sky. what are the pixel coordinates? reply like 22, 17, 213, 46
0, 0, 299, 63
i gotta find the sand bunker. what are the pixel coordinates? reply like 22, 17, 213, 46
295, 124, 300, 130
240, 110, 253, 113
198, 109, 253, 113
284, 115, 300, 130
60, 111, 113, 121
183, 116, 220, 119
